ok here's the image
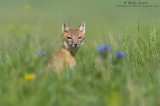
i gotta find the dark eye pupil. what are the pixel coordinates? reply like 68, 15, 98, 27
78, 36, 81, 39
67, 37, 72, 39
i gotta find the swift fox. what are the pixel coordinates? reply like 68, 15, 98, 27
49, 22, 85, 70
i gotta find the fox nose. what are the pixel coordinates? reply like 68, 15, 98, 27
74, 44, 78, 46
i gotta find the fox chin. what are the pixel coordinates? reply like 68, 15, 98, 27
49, 22, 85, 71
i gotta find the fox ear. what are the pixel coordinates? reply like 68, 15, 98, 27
62, 22, 69, 32
78, 22, 85, 33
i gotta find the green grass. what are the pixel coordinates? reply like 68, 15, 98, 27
0, 0, 160, 106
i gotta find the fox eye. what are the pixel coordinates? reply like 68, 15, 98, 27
67, 36, 72, 39
78, 36, 82, 39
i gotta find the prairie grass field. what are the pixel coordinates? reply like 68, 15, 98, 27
0, 0, 160, 106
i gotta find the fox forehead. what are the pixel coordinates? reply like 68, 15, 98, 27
64, 29, 84, 37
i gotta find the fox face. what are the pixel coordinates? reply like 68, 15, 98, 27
62, 22, 85, 55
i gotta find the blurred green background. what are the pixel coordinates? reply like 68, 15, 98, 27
0, 0, 160, 34
1, 0, 160, 50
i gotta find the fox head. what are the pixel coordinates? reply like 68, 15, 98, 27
62, 22, 85, 55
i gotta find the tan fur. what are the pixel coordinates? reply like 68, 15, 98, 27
49, 22, 85, 71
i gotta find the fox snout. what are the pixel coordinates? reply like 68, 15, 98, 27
74, 44, 78, 46
67, 39, 82, 48
71, 43, 79, 47
70, 39, 81, 48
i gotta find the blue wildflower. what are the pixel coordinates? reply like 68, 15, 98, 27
37, 50, 45, 57
98, 44, 111, 53
114, 51, 126, 59
97, 44, 111, 60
